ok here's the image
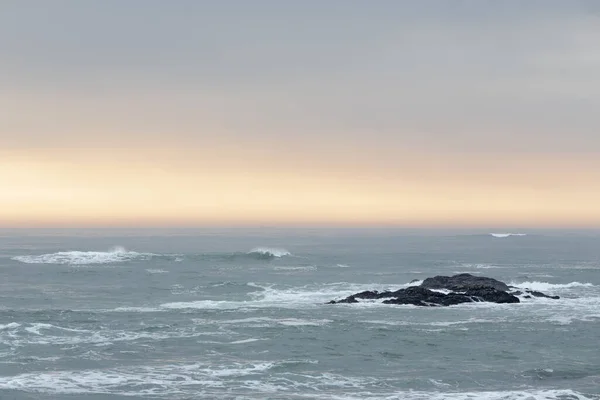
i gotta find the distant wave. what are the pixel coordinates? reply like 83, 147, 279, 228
490, 233, 527, 238
12, 246, 155, 265
146, 269, 169, 274
11, 247, 293, 265
510, 280, 594, 292
273, 266, 317, 272
247, 247, 291, 258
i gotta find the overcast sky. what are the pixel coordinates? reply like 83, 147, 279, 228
2, 1, 600, 226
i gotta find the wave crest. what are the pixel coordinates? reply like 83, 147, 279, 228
511, 281, 594, 291
490, 233, 527, 238
12, 246, 153, 265
247, 247, 291, 258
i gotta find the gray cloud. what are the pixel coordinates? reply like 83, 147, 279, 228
2, 0, 599, 153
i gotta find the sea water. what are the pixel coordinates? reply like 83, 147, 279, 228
0, 228, 599, 399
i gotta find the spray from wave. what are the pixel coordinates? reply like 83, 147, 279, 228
11, 246, 154, 265
247, 247, 291, 258
510, 281, 594, 292
159, 280, 422, 311
490, 233, 527, 238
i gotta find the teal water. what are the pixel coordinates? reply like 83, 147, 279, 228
1, 229, 599, 399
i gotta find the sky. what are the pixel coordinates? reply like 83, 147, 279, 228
2, 0, 600, 227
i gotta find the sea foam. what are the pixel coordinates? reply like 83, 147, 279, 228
12, 247, 154, 265
160, 280, 421, 311
247, 247, 291, 258
0, 366, 595, 400
490, 233, 527, 238
510, 281, 594, 292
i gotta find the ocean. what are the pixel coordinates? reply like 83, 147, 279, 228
0, 228, 599, 399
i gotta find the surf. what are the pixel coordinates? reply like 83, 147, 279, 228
11, 246, 155, 265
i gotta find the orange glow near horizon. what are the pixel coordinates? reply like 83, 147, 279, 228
2, 148, 600, 228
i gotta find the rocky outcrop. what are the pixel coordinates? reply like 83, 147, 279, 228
328, 273, 557, 307
421, 273, 509, 292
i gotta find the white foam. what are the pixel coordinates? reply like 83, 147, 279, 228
0, 361, 277, 395
510, 281, 594, 292
490, 233, 527, 238
229, 338, 267, 344
12, 246, 154, 265
362, 318, 497, 327
146, 268, 169, 274
273, 266, 317, 271
111, 306, 163, 313
0, 361, 595, 400
466, 264, 501, 269
277, 318, 331, 326
248, 247, 291, 257
336, 389, 600, 400
0, 323, 20, 330
429, 289, 453, 294
160, 281, 418, 310
193, 317, 332, 328
1, 322, 230, 347
336, 264, 351, 268
22, 323, 90, 336
428, 379, 454, 388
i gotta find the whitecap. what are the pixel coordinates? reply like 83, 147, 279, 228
428, 379, 454, 388
510, 280, 594, 292
0, 362, 595, 400
229, 338, 267, 344
146, 268, 169, 274
0, 322, 20, 331
247, 247, 291, 258
277, 318, 331, 326
111, 306, 163, 313
194, 317, 331, 328
0, 361, 277, 395
273, 266, 317, 271
490, 233, 527, 238
160, 280, 422, 310
12, 246, 154, 265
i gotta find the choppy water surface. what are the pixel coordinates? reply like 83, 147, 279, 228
1, 228, 599, 399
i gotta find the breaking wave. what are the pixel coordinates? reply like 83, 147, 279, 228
247, 247, 291, 258
11, 247, 155, 265
159, 280, 421, 311
0, 363, 596, 400
490, 233, 527, 238
510, 281, 594, 292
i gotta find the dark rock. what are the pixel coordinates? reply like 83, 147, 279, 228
382, 287, 474, 307
526, 290, 560, 300
510, 289, 559, 300
327, 274, 563, 306
421, 273, 509, 292
352, 290, 394, 300
332, 296, 358, 304
463, 286, 519, 303
331, 286, 519, 307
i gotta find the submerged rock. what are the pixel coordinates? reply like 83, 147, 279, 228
328, 273, 556, 307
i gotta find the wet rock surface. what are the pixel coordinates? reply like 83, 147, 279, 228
328, 273, 558, 306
